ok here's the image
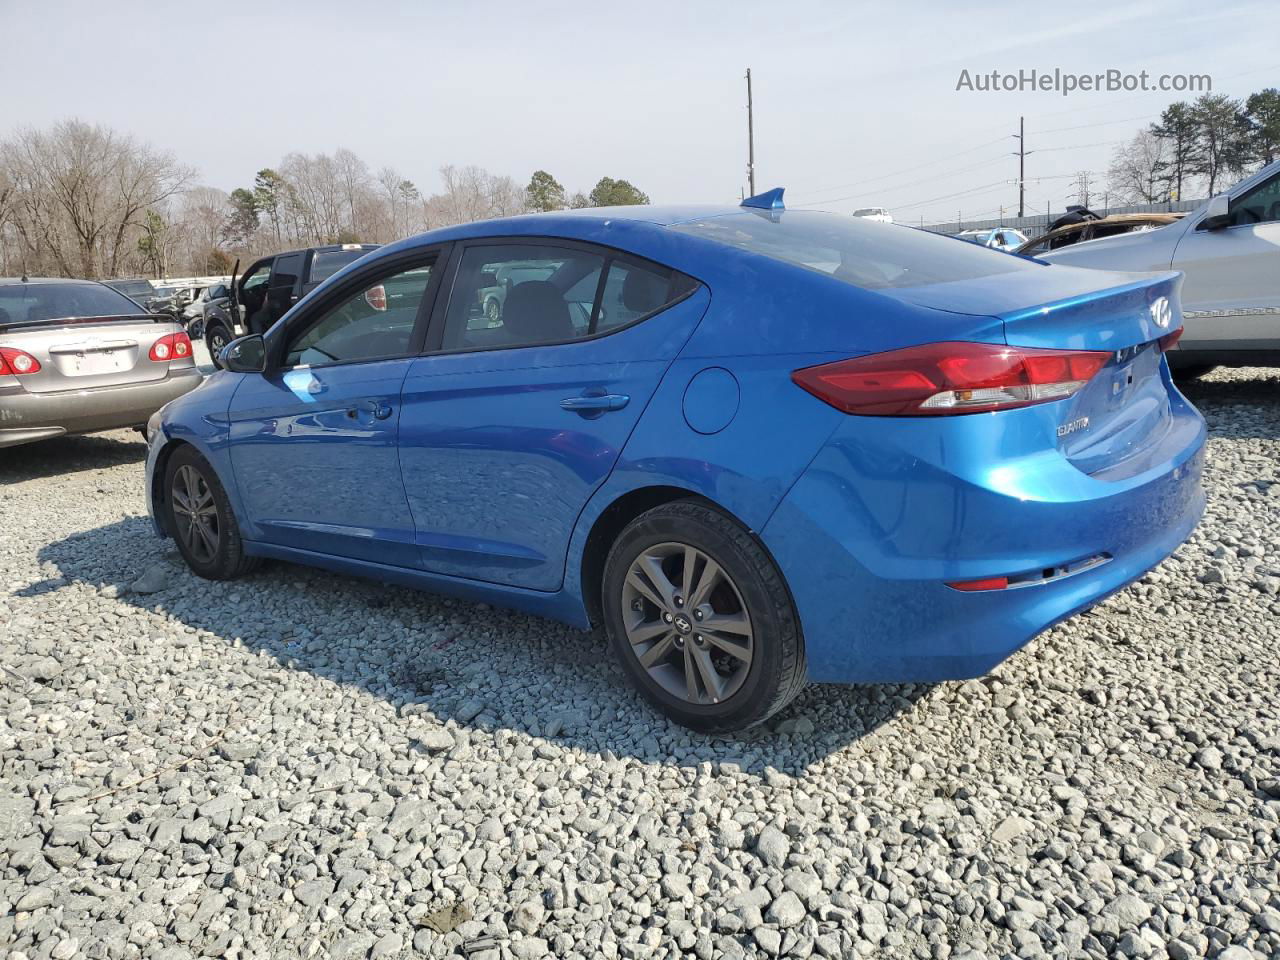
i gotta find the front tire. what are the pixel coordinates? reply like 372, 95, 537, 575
205, 323, 232, 369
601, 501, 806, 732
164, 446, 259, 581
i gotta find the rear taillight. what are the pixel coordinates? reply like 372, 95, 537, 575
149, 332, 192, 362
365, 284, 387, 311
1157, 327, 1183, 352
791, 341, 1111, 416
0, 347, 42, 375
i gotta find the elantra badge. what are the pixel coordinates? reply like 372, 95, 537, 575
1150, 297, 1172, 329
1057, 416, 1090, 437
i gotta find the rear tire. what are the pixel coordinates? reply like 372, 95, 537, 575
165, 445, 259, 581
601, 501, 806, 732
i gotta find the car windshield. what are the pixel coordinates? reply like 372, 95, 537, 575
0, 282, 148, 325
672, 211, 1039, 290
309, 248, 375, 284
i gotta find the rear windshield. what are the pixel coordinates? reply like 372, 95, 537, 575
0, 282, 147, 325
309, 248, 375, 284
107, 280, 155, 299
671, 211, 1040, 290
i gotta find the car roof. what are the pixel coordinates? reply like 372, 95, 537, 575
0, 277, 112, 287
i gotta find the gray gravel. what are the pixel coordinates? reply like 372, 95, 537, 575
2, 366, 1278, 960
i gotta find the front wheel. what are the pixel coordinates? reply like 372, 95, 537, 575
164, 445, 259, 581
205, 323, 232, 369
601, 501, 806, 732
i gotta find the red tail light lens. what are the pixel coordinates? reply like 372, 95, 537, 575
364, 285, 387, 311
0, 347, 42, 375
1157, 327, 1183, 352
791, 341, 1111, 416
149, 332, 192, 362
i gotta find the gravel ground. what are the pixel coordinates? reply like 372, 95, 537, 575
2, 367, 1278, 960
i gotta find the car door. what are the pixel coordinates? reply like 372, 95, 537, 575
398, 240, 707, 591
226, 250, 445, 566
1172, 170, 1280, 350
261, 251, 304, 334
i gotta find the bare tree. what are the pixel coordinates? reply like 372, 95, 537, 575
0, 120, 192, 278
424, 165, 527, 228
1107, 131, 1170, 204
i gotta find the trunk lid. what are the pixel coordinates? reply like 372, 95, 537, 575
0, 315, 185, 394
893, 267, 1185, 478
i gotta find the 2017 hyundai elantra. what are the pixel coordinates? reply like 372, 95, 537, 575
145, 189, 1205, 731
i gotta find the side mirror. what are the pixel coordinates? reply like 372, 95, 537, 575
1201, 194, 1231, 231
221, 335, 267, 373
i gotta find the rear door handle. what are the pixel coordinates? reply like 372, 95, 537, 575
560, 393, 630, 413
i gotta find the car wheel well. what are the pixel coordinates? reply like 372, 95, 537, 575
151, 438, 194, 537
580, 486, 767, 626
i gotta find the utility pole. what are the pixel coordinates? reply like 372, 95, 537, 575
745, 68, 756, 196
1012, 116, 1030, 218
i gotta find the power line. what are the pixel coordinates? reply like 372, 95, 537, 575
787, 134, 1012, 201
889, 180, 1011, 214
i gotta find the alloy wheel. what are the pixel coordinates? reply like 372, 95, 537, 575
171, 464, 220, 564
620, 541, 754, 705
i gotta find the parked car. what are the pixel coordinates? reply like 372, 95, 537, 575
103, 277, 160, 308
1039, 159, 1280, 377
1016, 213, 1185, 257
852, 207, 893, 223
954, 228, 1028, 252
0, 277, 201, 448
203, 244, 380, 366
145, 190, 1204, 731
184, 282, 230, 340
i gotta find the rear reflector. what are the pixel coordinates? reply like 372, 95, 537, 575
0, 347, 41, 375
946, 576, 1010, 592
792, 341, 1111, 416
149, 332, 192, 362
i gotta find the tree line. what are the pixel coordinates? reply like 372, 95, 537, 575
0, 119, 651, 280
1104, 88, 1279, 206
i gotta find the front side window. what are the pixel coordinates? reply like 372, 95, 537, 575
1229, 173, 1280, 226
284, 262, 433, 367
441, 245, 684, 352
673, 211, 1041, 290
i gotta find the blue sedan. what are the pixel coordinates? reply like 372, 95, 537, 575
145, 189, 1205, 731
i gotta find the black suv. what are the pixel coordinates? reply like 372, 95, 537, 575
204, 243, 380, 365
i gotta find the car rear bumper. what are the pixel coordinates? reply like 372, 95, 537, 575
761, 385, 1207, 684
0, 367, 203, 448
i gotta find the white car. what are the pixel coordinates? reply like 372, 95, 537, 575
955, 228, 1028, 252
1040, 159, 1280, 377
852, 207, 893, 223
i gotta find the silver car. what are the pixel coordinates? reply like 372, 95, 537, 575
0, 278, 202, 448
1039, 159, 1280, 377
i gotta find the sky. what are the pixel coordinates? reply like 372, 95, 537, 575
2, 0, 1276, 225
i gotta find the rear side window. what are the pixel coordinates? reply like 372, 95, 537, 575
0, 283, 146, 325
672, 211, 1041, 290
309, 248, 376, 284
441, 245, 686, 352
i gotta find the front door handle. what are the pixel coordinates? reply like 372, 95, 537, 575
560, 393, 630, 413
347, 399, 394, 420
